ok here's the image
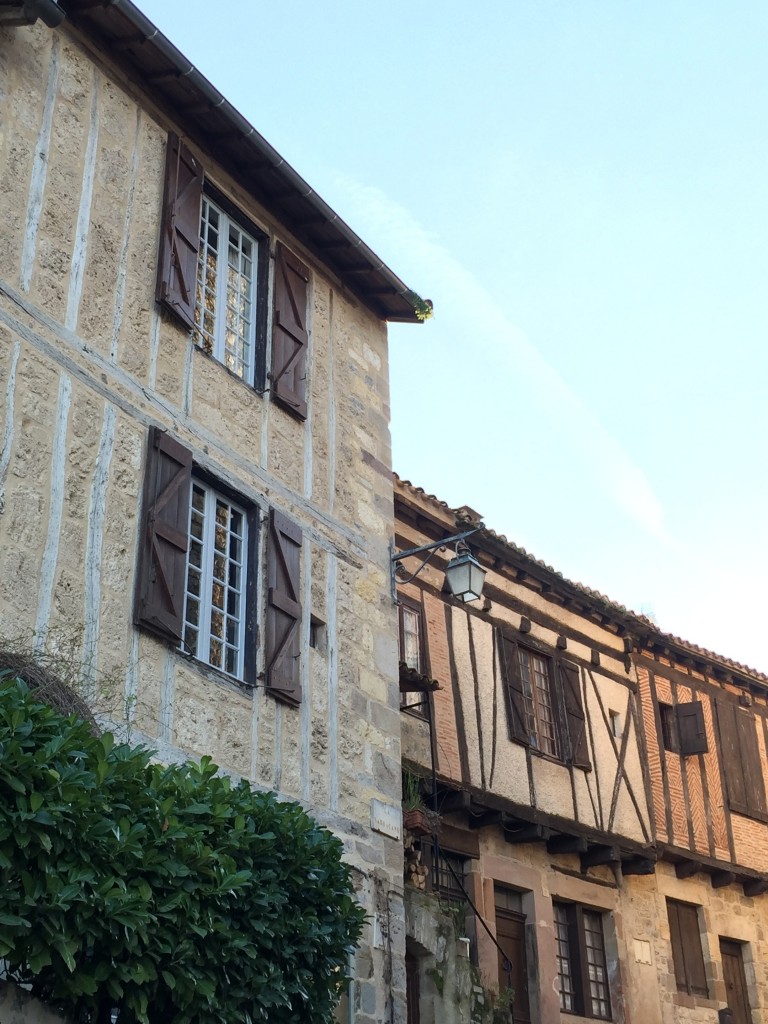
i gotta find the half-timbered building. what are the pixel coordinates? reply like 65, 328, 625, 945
395, 476, 768, 1024
0, 3, 425, 1020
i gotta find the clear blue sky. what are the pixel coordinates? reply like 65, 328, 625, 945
139, 0, 768, 672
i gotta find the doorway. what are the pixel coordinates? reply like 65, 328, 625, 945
495, 886, 531, 1024
719, 938, 751, 1024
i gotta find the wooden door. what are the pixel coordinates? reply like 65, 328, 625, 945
720, 939, 751, 1024
496, 908, 531, 1023
405, 949, 420, 1024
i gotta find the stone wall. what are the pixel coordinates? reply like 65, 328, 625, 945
0, 983, 69, 1024
0, 18, 406, 1023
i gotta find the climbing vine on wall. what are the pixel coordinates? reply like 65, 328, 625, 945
0, 674, 364, 1024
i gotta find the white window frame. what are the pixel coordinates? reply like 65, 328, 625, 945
182, 480, 249, 680
194, 194, 259, 385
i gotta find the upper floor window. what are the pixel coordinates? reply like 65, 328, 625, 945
134, 428, 304, 702
399, 601, 422, 673
499, 632, 591, 768
183, 481, 247, 679
554, 902, 611, 1019
717, 699, 767, 820
518, 647, 559, 757
156, 134, 310, 420
434, 849, 467, 903
399, 598, 428, 717
195, 196, 259, 384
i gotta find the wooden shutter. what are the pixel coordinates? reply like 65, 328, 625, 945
156, 133, 203, 329
718, 701, 747, 814
494, 909, 531, 1023
134, 427, 192, 644
677, 700, 708, 756
271, 243, 309, 419
717, 701, 757, 817
667, 900, 708, 997
559, 660, 590, 768
265, 509, 302, 704
736, 709, 767, 817
498, 631, 529, 745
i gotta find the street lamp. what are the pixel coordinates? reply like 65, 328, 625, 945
391, 529, 487, 603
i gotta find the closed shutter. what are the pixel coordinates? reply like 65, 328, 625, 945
667, 900, 708, 997
134, 427, 192, 644
156, 134, 203, 329
498, 631, 529, 745
735, 709, 767, 817
265, 509, 302, 704
718, 701, 749, 816
270, 243, 309, 419
677, 700, 708, 756
559, 660, 590, 768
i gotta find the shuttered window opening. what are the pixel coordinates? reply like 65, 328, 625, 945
499, 631, 591, 769
135, 428, 260, 687
667, 899, 708, 997
659, 700, 708, 756
518, 648, 559, 757
183, 482, 247, 680
717, 701, 768, 821
434, 849, 467, 903
195, 195, 259, 384
399, 598, 427, 717
554, 902, 612, 1019
157, 134, 270, 390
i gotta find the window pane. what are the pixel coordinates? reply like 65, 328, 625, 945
553, 904, 574, 1011
194, 198, 257, 383
584, 911, 611, 1019
182, 481, 248, 680
195, 198, 219, 357
518, 648, 558, 756
401, 606, 421, 672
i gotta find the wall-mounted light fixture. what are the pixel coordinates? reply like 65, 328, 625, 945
391, 528, 487, 603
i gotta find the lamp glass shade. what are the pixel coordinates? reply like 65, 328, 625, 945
444, 550, 486, 603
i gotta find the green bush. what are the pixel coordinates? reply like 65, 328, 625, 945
0, 676, 364, 1024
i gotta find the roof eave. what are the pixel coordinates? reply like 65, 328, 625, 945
54, 0, 425, 324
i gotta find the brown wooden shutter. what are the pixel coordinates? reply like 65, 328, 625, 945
265, 508, 302, 704
270, 243, 309, 419
736, 709, 767, 817
667, 900, 708, 997
134, 427, 192, 644
558, 660, 590, 768
718, 701, 749, 815
156, 133, 203, 329
498, 631, 529, 745
677, 700, 708, 756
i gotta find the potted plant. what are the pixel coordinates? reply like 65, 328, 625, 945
402, 770, 431, 837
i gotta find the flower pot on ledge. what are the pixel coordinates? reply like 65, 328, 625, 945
403, 807, 431, 837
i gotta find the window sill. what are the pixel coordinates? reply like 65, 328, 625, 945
172, 646, 254, 698
193, 342, 265, 396
730, 805, 768, 825
526, 746, 593, 774
401, 707, 429, 721
672, 993, 716, 1009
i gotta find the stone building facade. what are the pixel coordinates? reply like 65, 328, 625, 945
395, 476, 768, 1024
0, 4, 425, 1021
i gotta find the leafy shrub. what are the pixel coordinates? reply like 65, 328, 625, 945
0, 676, 364, 1024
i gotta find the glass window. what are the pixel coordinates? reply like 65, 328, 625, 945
183, 481, 248, 679
518, 648, 559, 757
195, 196, 258, 384
553, 902, 612, 1019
